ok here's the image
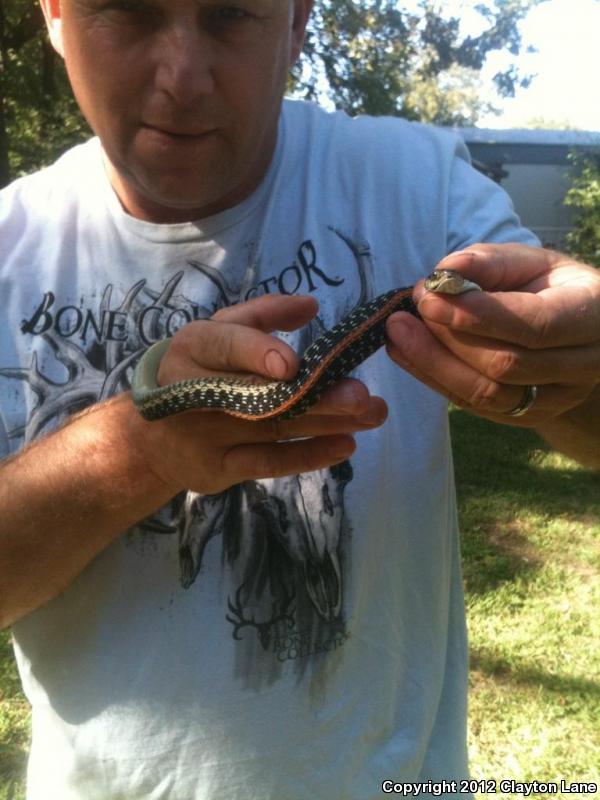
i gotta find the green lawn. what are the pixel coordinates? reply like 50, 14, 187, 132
0, 632, 28, 800
452, 410, 600, 797
1, 410, 598, 799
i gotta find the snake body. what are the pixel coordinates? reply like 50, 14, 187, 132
132, 269, 480, 422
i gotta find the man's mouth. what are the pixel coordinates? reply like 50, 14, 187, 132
143, 124, 216, 141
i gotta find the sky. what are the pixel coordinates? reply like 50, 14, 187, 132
403, 0, 600, 131
478, 0, 600, 131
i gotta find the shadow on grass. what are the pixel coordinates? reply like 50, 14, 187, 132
450, 409, 600, 514
450, 409, 600, 596
471, 646, 600, 699
0, 752, 26, 800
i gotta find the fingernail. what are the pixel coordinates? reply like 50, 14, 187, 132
265, 349, 288, 379
356, 406, 387, 426
413, 284, 427, 304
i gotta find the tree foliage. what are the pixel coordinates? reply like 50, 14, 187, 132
291, 0, 543, 124
0, 0, 89, 188
564, 156, 600, 268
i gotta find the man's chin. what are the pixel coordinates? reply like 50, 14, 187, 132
104, 148, 262, 223
148, 184, 247, 221
115, 172, 241, 223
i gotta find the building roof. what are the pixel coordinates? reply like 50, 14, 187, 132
450, 127, 600, 165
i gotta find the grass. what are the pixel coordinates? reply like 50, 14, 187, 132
451, 410, 600, 797
0, 633, 28, 800
0, 410, 598, 798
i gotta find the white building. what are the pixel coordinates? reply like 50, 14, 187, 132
455, 128, 600, 250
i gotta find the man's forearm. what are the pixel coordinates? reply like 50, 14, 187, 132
535, 386, 600, 470
0, 394, 176, 629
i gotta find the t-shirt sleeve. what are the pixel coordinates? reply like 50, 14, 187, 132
446, 136, 540, 252
0, 410, 10, 460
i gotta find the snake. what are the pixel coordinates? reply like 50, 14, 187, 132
131, 269, 481, 422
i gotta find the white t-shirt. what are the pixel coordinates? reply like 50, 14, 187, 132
0, 100, 537, 800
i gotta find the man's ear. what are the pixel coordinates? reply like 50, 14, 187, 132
39, 0, 65, 57
290, 0, 314, 64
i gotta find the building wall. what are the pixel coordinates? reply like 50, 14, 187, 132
500, 163, 575, 249
459, 128, 600, 254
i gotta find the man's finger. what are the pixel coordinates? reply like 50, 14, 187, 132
222, 435, 357, 483
387, 313, 520, 412
386, 313, 590, 423
212, 293, 318, 332
160, 319, 302, 384
420, 323, 600, 386
417, 280, 600, 350
303, 379, 378, 416
433, 243, 562, 292
259, 396, 389, 442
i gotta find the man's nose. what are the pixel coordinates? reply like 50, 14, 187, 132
154, 22, 216, 103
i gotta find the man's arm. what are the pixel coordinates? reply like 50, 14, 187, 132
385, 244, 600, 469
534, 385, 600, 469
1, 295, 386, 629
0, 394, 174, 630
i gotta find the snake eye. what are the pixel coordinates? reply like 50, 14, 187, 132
424, 270, 445, 290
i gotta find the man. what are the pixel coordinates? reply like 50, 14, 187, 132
0, 1, 598, 798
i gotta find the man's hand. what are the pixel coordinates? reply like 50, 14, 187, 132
385, 244, 600, 464
140, 293, 388, 496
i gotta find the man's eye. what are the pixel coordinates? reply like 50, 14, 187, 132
211, 6, 251, 23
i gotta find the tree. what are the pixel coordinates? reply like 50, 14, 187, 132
0, 0, 89, 188
525, 117, 580, 131
564, 156, 600, 268
291, 0, 544, 125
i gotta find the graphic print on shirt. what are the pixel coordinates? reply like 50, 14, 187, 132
0, 227, 376, 670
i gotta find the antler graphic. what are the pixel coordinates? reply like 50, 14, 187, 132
328, 226, 375, 309
226, 581, 296, 650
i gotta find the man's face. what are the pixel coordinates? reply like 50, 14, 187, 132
41, 0, 311, 222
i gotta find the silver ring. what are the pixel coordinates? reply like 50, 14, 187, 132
504, 385, 538, 417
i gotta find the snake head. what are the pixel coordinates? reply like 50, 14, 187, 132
424, 269, 482, 295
